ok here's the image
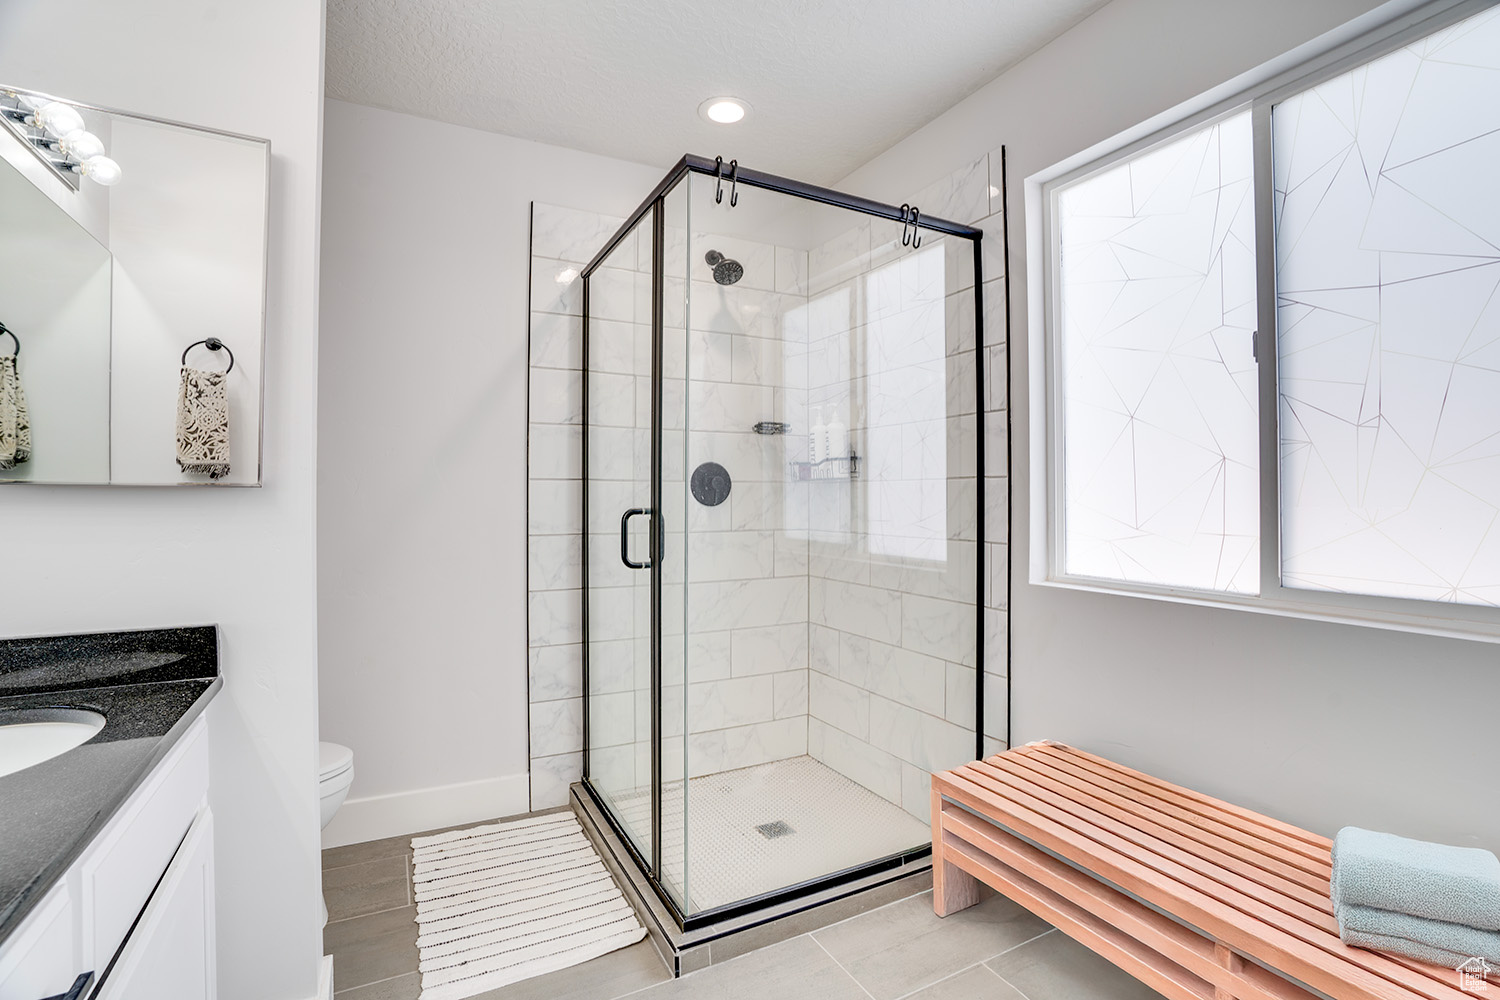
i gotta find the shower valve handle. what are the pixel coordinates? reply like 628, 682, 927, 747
620, 508, 653, 570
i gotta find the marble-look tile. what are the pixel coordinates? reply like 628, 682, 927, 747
772, 670, 809, 719
530, 366, 583, 425
983, 669, 1009, 743
809, 671, 871, 739
947, 350, 978, 418
809, 623, 840, 675
810, 222, 872, 294
813, 891, 1049, 1000
985, 343, 1008, 412
984, 415, 1008, 481
901, 761, 932, 824
686, 630, 732, 683
589, 690, 639, 747
686, 530, 776, 582
528, 533, 582, 592
901, 593, 976, 666
868, 695, 974, 773
946, 287, 976, 358
731, 333, 783, 387
688, 717, 807, 777
987, 542, 1009, 611
692, 232, 777, 293
774, 530, 809, 577
808, 719, 902, 803
985, 930, 1165, 1000
945, 661, 978, 728
730, 623, 809, 676
686, 675, 774, 732
587, 371, 636, 428
687, 577, 808, 633
775, 246, 808, 295
532, 202, 624, 264
837, 632, 947, 719
528, 589, 583, 647
529, 697, 583, 757
913, 155, 990, 226
984, 736, 1008, 758
528, 479, 581, 536
980, 209, 1007, 284
530, 310, 582, 371
528, 423, 582, 480
531, 257, 585, 316
585, 585, 639, 643
529, 751, 582, 810
587, 318, 643, 376
691, 382, 777, 433
528, 644, 582, 702
588, 264, 646, 324
812, 580, 902, 646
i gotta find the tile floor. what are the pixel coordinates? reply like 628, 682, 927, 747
322, 813, 1167, 1000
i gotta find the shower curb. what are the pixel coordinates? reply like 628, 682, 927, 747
570, 783, 934, 977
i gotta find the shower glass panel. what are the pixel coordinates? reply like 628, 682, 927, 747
583, 157, 984, 926
584, 210, 656, 865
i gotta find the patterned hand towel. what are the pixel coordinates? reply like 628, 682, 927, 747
1332, 827, 1500, 930
1337, 902, 1500, 966
0, 354, 31, 470
176, 366, 230, 479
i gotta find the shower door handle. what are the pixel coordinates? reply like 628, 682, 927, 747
620, 508, 652, 569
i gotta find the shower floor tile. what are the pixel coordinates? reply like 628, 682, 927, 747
606, 755, 930, 913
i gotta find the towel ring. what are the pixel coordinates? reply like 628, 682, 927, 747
0, 323, 16, 357
182, 337, 234, 373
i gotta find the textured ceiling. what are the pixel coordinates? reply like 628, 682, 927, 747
325, 0, 1110, 185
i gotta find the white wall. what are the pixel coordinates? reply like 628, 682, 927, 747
0, 4, 326, 1000
317, 100, 661, 846
839, 0, 1500, 852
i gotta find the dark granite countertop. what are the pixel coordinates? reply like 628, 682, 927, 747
0, 626, 221, 943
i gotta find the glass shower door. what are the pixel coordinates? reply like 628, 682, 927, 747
584, 211, 656, 866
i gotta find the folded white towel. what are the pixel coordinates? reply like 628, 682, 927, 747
0, 354, 31, 470
176, 366, 230, 479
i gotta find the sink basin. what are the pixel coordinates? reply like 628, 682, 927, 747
0, 708, 106, 779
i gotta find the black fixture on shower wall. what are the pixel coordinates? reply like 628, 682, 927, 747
579, 152, 992, 935
0, 322, 19, 358
704, 250, 744, 285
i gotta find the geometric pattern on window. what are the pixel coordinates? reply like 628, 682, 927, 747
1275, 6, 1500, 605
1058, 110, 1260, 592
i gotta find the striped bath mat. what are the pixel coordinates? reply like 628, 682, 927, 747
410, 812, 647, 1000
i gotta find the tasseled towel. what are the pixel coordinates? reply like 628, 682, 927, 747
176, 366, 230, 479
0, 355, 31, 470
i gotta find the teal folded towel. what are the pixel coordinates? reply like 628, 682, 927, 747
1332, 827, 1500, 931
1337, 903, 1500, 966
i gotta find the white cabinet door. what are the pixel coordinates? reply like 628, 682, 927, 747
94, 809, 215, 1000
0, 883, 76, 1000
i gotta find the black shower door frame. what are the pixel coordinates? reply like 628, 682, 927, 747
580, 153, 990, 932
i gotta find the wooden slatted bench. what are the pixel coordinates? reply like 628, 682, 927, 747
931, 741, 1494, 1000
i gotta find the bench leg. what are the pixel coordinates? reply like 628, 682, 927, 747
1213, 942, 1243, 1000
932, 788, 982, 916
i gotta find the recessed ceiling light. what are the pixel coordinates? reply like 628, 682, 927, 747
699, 97, 749, 125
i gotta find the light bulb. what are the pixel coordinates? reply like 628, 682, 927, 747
80, 155, 121, 186
35, 102, 84, 139
14, 93, 48, 112
698, 97, 750, 125
60, 131, 104, 160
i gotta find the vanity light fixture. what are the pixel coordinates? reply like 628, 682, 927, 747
699, 97, 749, 125
0, 89, 122, 190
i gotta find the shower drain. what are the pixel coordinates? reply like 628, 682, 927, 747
755, 820, 794, 839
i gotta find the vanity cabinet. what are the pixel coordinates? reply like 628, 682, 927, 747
0, 716, 215, 1000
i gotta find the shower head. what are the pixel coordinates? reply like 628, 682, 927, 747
705, 250, 744, 285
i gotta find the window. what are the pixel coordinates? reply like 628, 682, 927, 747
1045, 2, 1500, 624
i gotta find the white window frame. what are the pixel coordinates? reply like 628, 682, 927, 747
1030, 0, 1500, 643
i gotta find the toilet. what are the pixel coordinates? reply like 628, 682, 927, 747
318, 742, 355, 925
319, 741, 355, 829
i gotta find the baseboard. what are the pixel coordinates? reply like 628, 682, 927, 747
321, 772, 530, 849
317, 955, 333, 1000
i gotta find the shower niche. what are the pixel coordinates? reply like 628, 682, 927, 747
577, 155, 987, 951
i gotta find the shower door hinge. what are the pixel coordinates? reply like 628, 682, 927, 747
1252, 330, 1259, 363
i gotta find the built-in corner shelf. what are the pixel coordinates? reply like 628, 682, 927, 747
789, 453, 860, 481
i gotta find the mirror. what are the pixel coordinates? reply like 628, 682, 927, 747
0, 85, 268, 486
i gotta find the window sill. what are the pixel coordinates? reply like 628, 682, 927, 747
1033, 574, 1500, 645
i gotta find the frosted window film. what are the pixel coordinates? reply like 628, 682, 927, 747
1275, 7, 1500, 605
1057, 111, 1260, 592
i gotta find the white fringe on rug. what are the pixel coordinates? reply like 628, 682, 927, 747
410, 812, 646, 1000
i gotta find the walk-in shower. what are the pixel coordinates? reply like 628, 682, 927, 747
579, 155, 986, 933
